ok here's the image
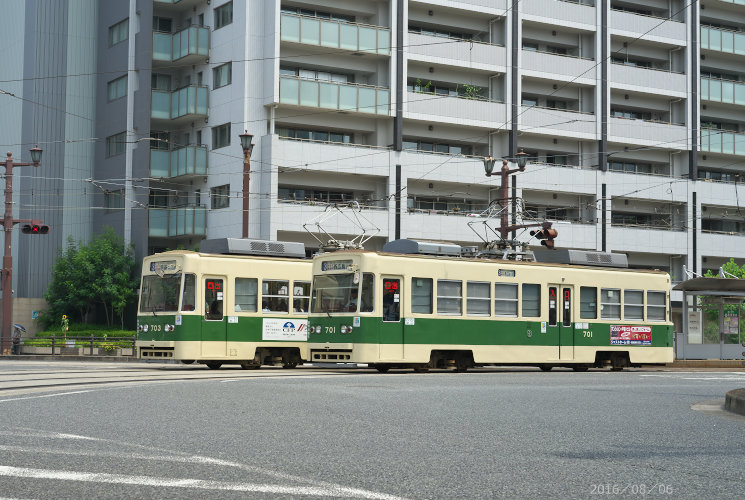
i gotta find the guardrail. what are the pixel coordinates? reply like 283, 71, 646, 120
20, 335, 137, 356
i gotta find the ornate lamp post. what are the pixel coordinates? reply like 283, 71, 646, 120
239, 131, 254, 239
483, 150, 529, 240
1, 146, 43, 354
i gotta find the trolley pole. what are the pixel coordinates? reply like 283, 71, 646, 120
1, 147, 43, 355
239, 131, 254, 239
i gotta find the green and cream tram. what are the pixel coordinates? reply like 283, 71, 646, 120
137, 239, 312, 369
307, 241, 674, 372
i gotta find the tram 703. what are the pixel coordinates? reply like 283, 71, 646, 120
307, 242, 674, 372
137, 239, 311, 369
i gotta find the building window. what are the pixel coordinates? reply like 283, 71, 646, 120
401, 138, 472, 155
215, 1, 233, 29
150, 131, 170, 150
107, 75, 127, 101
211, 184, 230, 209
152, 16, 172, 33
213, 62, 232, 89
106, 132, 126, 157
104, 189, 124, 209
109, 18, 129, 46
277, 127, 353, 144
149, 189, 170, 208
212, 123, 230, 149
151, 73, 171, 90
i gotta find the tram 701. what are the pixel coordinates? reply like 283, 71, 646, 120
136, 239, 311, 369
307, 240, 674, 372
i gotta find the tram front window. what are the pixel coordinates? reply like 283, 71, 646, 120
140, 274, 182, 313
311, 273, 358, 313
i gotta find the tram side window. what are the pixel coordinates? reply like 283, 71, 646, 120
562, 288, 572, 327
181, 273, 196, 311
522, 283, 540, 317
601, 288, 621, 319
292, 281, 310, 313
360, 273, 374, 312
382, 279, 400, 321
411, 277, 433, 314
647, 291, 666, 321
548, 287, 558, 326
263, 280, 289, 313
235, 278, 258, 312
494, 283, 518, 317
437, 280, 462, 315
204, 278, 223, 320
580, 287, 597, 319
624, 290, 644, 320
467, 282, 490, 316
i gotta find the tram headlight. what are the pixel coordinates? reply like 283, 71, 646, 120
347, 325, 353, 333
137, 324, 143, 332
341, 325, 347, 334
314, 325, 321, 334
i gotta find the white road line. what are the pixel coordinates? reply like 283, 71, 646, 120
0, 466, 404, 500
0, 389, 96, 403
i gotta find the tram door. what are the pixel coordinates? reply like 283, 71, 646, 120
379, 276, 404, 360
548, 285, 575, 360
201, 276, 227, 357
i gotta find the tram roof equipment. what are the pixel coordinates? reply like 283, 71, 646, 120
382, 239, 463, 257
199, 238, 306, 258
533, 249, 628, 268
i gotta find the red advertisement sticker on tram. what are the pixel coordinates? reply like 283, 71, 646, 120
610, 325, 652, 346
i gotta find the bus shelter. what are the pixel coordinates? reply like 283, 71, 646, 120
674, 278, 745, 360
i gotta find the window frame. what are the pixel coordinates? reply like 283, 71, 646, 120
494, 283, 518, 317
436, 279, 462, 316
212, 123, 231, 149
109, 18, 129, 47
521, 283, 541, 318
213, 62, 232, 89
234, 277, 258, 312
106, 131, 127, 158
411, 277, 433, 314
214, 1, 234, 30
647, 291, 667, 321
579, 286, 597, 319
623, 289, 644, 320
292, 281, 311, 313
601, 288, 621, 320
107, 75, 127, 101
210, 184, 230, 210
262, 279, 290, 314
466, 281, 491, 317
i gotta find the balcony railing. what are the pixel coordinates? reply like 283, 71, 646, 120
150, 145, 208, 178
151, 85, 208, 120
701, 77, 745, 105
280, 13, 390, 55
149, 206, 206, 238
153, 26, 209, 63
279, 76, 389, 115
717, 0, 745, 4
701, 25, 745, 55
700, 128, 745, 156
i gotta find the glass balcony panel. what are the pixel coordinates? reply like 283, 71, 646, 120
376, 89, 390, 114
151, 90, 170, 119
198, 27, 209, 55
300, 80, 319, 107
709, 79, 722, 101
359, 26, 377, 53
710, 131, 722, 153
722, 31, 734, 53
701, 26, 709, 49
320, 19, 339, 48
339, 85, 357, 111
172, 148, 186, 177
736, 83, 745, 105
195, 146, 207, 174
710, 29, 721, 51
701, 78, 709, 100
172, 32, 182, 59
281, 14, 300, 42
737, 133, 745, 155
722, 81, 734, 103
195, 208, 206, 235
196, 87, 207, 114
153, 33, 171, 61
150, 150, 170, 177
300, 18, 320, 45
377, 29, 390, 54
340, 24, 358, 51
722, 131, 735, 154
358, 87, 376, 113
169, 209, 180, 236
188, 27, 197, 55
736, 32, 745, 55
280, 77, 299, 104
149, 210, 169, 237
319, 82, 339, 109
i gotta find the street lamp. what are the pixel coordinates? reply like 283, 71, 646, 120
483, 150, 530, 241
239, 131, 254, 239
2, 146, 44, 355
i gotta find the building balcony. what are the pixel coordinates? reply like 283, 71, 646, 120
270, 200, 388, 233
279, 76, 389, 116
153, 0, 203, 10
411, 0, 508, 12
152, 26, 209, 65
608, 117, 686, 148
608, 226, 687, 254
701, 77, 745, 106
280, 13, 389, 55
701, 26, 745, 56
698, 232, 745, 258
522, 50, 596, 83
611, 10, 686, 42
150, 145, 208, 179
407, 32, 506, 70
151, 85, 208, 123
700, 129, 745, 156
519, 106, 596, 139
523, 0, 595, 27
405, 91, 506, 128
149, 206, 206, 238
611, 64, 686, 96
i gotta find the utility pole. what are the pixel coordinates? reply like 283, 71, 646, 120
239, 131, 254, 239
1, 147, 44, 355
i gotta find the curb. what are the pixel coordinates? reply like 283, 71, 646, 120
666, 360, 745, 369
725, 388, 745, 417
0, 355, 142, 363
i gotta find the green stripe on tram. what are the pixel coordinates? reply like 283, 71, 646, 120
137, 315, 304, 343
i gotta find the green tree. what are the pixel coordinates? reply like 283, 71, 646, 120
45, 228, 139, 328
704, 258, 745, 278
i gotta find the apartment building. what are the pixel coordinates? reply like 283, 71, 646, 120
4, 0, 745, 316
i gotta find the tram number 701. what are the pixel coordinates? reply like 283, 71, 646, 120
325, 326, 336, 334
582, 330, 593, 338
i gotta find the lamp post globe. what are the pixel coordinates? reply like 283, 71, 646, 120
29, 145, 43, 165
515, 149, 529, 169
239, 131, 254, 155
483, 156, 496, 176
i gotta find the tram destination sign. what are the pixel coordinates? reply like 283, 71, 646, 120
150, 260, 177, 273
322, 260, 353, 271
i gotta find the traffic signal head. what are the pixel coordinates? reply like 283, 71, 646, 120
530, 228, 558, 249
21, 224, 49, 235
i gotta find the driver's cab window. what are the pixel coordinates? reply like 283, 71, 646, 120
205, 278, 224, 320
181, 273, 196, 311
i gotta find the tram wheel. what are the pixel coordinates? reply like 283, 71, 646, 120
539, 365, 553, 372
240, 360, 260, 370
454, 353, 470, 373
374, 365, 390, 373
180, 360, 195, 365
413, 366, 429, 373
205, 361, 222, 370
282, 362, 298, 369
572, 366, 589, 372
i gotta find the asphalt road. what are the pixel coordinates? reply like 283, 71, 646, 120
1, 361, 744, 499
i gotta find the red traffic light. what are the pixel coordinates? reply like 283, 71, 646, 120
21, 224, 49, 235
530, 228, 558, 249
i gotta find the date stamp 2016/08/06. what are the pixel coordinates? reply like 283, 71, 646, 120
590, 484, 674, 495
